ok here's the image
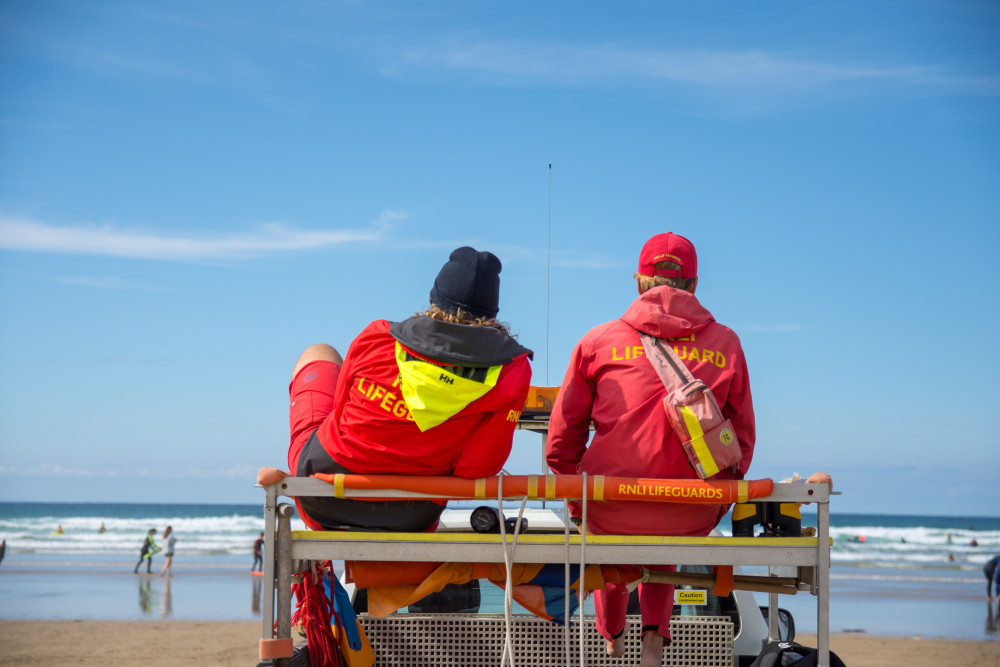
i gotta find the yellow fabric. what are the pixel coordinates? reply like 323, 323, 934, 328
357, 561, 640, 618
779, 502, 802, 520
732, 501, 755, 520
394, 342, 501, 431
679, 405, 720, 477
331, 619, 375, 667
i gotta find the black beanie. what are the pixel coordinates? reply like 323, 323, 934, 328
429, 247, 502, 319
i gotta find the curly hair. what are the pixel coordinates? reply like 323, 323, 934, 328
417, 304, 512, 336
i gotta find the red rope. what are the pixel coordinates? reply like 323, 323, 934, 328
291, 561, 340, 667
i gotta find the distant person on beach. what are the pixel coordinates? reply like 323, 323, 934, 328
0, 538, 6, 567
985, 555, 1000, 601
159, 526, 176, 578
260, 246, 532, 532
252, 532, 264, 572
546, 232, 756, 667
55, 525, 63, 535
133, 528, 160, 574
98, 522, 105, 534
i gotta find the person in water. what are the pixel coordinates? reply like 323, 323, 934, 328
134, 528, 160, 574
265, 246, 532, 532
546, 232, 756, 667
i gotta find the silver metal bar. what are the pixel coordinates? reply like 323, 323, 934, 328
767, 588, 779, 641
289, 536, 822, 569
261, 484, 277, 651
817, 500, 831, 667
275, 503, 295, 667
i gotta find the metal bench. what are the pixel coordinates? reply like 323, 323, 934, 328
257, 475, 832, 666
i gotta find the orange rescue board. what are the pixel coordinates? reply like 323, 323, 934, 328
311, 473, 772, 505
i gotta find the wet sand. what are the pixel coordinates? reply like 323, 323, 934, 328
0, 621, 997, 666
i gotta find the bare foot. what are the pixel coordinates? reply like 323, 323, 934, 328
606, 636, 626, 658
605, 625, 627, 658
638, 632, 664, 667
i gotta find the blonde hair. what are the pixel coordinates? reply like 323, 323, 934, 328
634, 261, 696, 294
418, 304, 512, 335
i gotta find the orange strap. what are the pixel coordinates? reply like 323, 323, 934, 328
712, 565, 735, 597
311, 473, 773, 505
259, 637, 294, 659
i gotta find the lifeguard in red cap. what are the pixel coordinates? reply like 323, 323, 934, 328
546, 232, 756, 667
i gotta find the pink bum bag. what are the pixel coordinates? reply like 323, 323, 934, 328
640, 333, 742, 479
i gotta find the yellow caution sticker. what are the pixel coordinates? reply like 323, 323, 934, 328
675, 589, 707, 606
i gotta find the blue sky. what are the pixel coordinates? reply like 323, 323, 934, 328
1, 1, 997, 516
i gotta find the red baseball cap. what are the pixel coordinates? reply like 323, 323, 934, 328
637, 232, 697, 278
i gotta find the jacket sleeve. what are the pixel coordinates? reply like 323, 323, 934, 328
545, 339, 595, 475
452, 356, 532, 479
722, 341, 755, 479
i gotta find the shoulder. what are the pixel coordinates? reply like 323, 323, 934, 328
701, 320, 745, 348
574, 318, 632, 352
581, 318, 627, 343
357, 319, 392, 338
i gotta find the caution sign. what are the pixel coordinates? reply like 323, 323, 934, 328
675, 589, 707, 606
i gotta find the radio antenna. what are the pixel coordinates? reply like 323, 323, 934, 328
546, 163, 552, 385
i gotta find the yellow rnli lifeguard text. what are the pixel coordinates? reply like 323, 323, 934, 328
675, 590, 707, 606
617, 482, 724, 500
355, 377, 415, 420
611, 340, 726, 368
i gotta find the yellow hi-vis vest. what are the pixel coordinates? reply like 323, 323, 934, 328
394, 342, 502, 431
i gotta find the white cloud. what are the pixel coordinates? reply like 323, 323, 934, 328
389, 40, 1000, 95
0, 210, 404, 261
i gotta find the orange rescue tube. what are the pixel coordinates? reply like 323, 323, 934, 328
311, 473, 772, 505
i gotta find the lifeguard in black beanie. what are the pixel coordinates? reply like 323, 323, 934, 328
281, 246, 533, 532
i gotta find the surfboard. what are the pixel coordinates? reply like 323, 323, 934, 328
250, 571, 264, 577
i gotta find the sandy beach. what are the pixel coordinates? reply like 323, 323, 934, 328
0, 621, 997, 666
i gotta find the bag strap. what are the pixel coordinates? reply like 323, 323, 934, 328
640, 333, 699, 394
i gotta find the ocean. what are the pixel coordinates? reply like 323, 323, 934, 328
1, 502, 998, 641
